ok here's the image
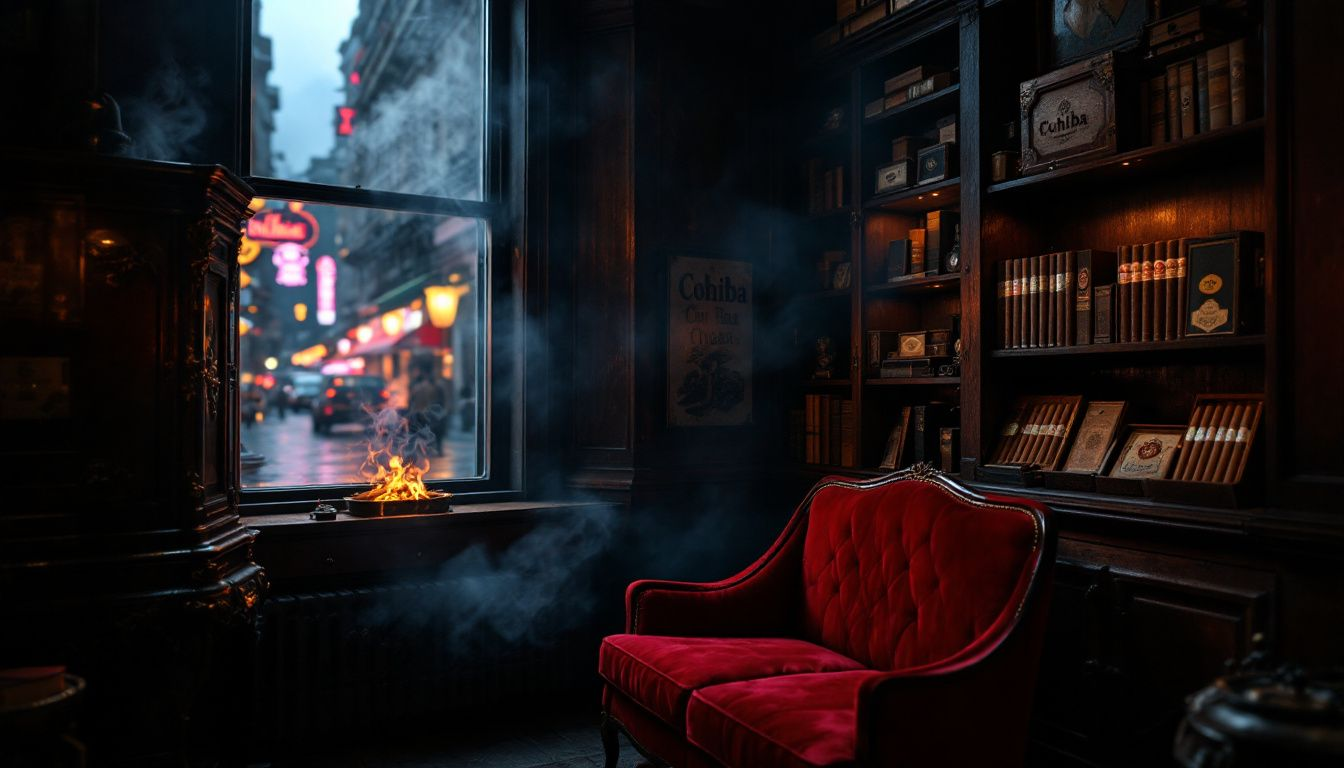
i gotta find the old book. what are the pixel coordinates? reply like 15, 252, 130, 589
1028, 255, 1040, 348
1044, 253, 1056, 347
1196, 52, 1210, 134
839, 399, 856, 467
1208, 44, 1231, 130
909, 228, 926, 274
1148, 73, 1168, 145
1063, 401, 1128, 473
1012, 258, 1023, 348
1074, 249, 1115, 345
1093, 284, 1116, 343
925, 210, 958, 275
885, 65, 942, 95
940, 427, 960, 474
1165, 63, 1182, 140
1130, 244, 1142, 342
1177, 238, 1190, 338
1140, 242, 1154, 343
1165, 239, 1179, 341
1178, 60, 1197, 138
879, 407, 912, 469
886, 239, 911, 280
1229, 38, 1247, 125
1117, 245, 1131, 343
911, 404, 937, 463
1152, 246, 1167, 341
1061, 251, 1073, 346
999, 262, 1010, 349
907, 72, 954, 101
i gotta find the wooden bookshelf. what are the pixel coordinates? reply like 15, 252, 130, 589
864, 272, 959, 296
864, 176, 960, 212
991, 334, 1266, 359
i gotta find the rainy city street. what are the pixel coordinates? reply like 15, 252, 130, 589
240, 410, 477, 488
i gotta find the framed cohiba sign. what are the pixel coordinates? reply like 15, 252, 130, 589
1020, 52, 1117, 175
668, 255, 752, 427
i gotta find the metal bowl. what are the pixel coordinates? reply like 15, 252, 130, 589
344, 490, 453, 518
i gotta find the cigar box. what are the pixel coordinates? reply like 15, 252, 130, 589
879, 357, 943, 378
1146, 394, 1263, 507
886, 239, 912, 280
1075, 250, 1117, 344
1184, 231, 1264, 336
884, 91, 910, 112
1095, 423, 1184, 496
1019, 52, 1117, 174
884, 65, 944, 95
865, 330, 903, 371
897, 330, 928, 358
991, 151, 1020, 182
936, 114, 958, 144
875, 159, 914, 194
844, 1, 886, 36
916, 142, 957, 184
908, 72, 955, 101
864, 97, 885, 119
891, 135, 930, 161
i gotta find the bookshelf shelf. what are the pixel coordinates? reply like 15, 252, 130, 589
864, 377, 960, 386
990, 334, 1266, 359
864, 177, 960, 213
864, 273, 959, 296
863, 83, 960, 127
986, 118, 1265, 197
802, 378, 851, 388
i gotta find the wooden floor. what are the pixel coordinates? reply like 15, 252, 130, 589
263, 714, 647, 768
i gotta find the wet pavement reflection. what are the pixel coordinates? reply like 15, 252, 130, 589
241, 410, 477, 488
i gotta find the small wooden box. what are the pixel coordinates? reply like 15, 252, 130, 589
875, 159, 914, 194
936, 113, 958, 144
1019, 52, 1117, 175
864, 97, 885, 119
1146, 394, 1263, 507
991, 150, 1019, 182
915, 142, 956, 184
897, 331, 927, 358
892, 135, 930, 161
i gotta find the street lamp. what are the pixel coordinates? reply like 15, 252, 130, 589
424, 284, 470, 328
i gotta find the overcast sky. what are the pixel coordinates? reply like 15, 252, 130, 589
259, 0, 359, 176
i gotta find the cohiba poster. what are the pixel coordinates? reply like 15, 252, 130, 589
668, 256, 752, 426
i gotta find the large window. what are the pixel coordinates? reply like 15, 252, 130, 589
242, 0, 506, 507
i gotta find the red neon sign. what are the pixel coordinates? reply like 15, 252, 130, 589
349, 71, 361, 85
247, 207, 319, 249
337, 107, 356, 136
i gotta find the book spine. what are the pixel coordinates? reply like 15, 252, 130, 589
1196, 52, 1210, 134
1129, 244, 1141, 343
1149, 73, 1168, 145
1117, 245, 1130, 343
1044, 253, 1056, 347
1165, 64, 1182, 140
998, 262, 1007, 349
1165, 239, 1179, 341
913, 405, 927, 463
1142, 242, 1155, 342
1153, 245, 1167, 342
1076, 250, 1093, 345
840, 400, 856, 468
1015, 258, 1026, 348
1208, 44, 1231, 130
1229, 38, 1247, 125
1178, 60, 1197, 139
1028, 256, 1039, 348
1177, 238, 1189, 338
1064, 250, 1077, 346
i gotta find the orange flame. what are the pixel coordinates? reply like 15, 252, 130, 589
364, 453, 434, 501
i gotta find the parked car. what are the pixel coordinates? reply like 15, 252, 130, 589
311, 375, 389, 433
287, 370, 325, 412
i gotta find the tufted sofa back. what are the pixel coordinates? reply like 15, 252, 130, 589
800, 477, 1043, 671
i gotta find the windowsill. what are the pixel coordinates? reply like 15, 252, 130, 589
248, 499, 607, 533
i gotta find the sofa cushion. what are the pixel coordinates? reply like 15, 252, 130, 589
802, 478, 1040, 671
687, 670, 879, 768
599, 634, 864, 727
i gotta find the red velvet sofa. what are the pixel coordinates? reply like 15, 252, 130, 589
598, 467, 1055, 768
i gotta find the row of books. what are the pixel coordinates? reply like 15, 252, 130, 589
996, 251, 1087, 349
796, 395, 856, 467
805, 159, 846, 215
879, 403, 957, 472
1146, 39, 1252, 146
1117, 240, 1189, 343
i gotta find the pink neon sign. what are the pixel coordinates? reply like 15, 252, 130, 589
316, 255, 337, 325
272, 242, 310, 287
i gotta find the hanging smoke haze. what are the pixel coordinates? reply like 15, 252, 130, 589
121, 55, 209, 162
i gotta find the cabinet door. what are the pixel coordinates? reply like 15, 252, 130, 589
1031, 539, 1275, 767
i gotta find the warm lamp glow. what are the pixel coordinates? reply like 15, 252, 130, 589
381, 310, 403, 336
293, 302, 308, 322
239, 269, 253, 288
264, 356, 279, 371
239, 317, 253, 336
424, 284, 470, 328
238, 237, 261, 265
337, 338, 352, 355
356, 325, 374, 344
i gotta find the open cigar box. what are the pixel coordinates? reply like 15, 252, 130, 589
1145, 394, 1264, 508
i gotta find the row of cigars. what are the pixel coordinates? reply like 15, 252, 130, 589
980, 393, 1262, 506
996, 230, 1262, 350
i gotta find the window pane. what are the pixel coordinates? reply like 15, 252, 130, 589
251, 0, 485, 200
240, 199, 485, 489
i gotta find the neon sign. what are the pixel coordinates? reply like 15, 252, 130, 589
272, 242, 310, 287
337, 107, 356, 136
247, 204, 319, 248
316, 255, 337, 325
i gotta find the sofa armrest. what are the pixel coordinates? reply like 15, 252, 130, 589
626, 511, 807, 637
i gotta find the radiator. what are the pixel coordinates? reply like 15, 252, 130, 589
252, 582, 595, 746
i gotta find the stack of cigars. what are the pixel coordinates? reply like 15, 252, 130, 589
1170, 396, 1262, 484
987, 396, 1080, 471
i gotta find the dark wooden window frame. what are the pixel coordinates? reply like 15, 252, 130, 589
236, 0, 527, 514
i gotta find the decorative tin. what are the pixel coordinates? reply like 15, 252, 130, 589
1019, 52, 1117, 175
875, 159, 913, 194
915, 142, 956, 184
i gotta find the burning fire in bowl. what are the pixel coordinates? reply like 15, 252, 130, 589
345, 410, 452, 517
